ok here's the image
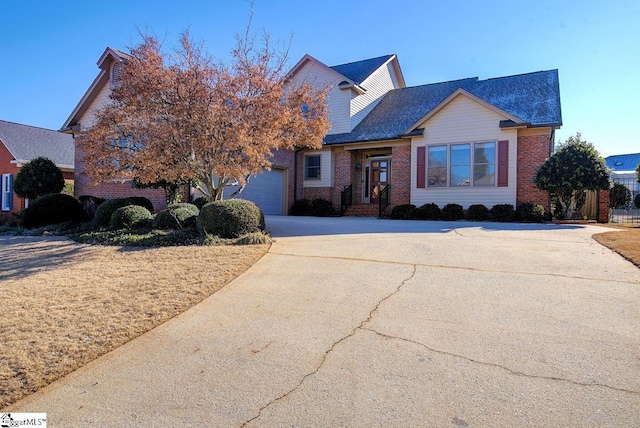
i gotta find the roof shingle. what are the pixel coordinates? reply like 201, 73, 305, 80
330, 54, 394, 85
0, 120, 75, 168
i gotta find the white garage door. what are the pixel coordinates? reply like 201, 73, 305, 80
224, 169, 285, 215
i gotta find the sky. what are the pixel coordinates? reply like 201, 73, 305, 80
0, 0, 638, 157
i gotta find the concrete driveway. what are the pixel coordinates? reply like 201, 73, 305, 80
7, 217, 640, 426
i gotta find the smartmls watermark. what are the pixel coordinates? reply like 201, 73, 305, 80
0, 413, 46, 427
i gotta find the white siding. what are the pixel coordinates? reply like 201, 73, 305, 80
411, 94, 518, 208
349, 61, 401, 131
303, 148, 333, 188
78, 79, 112, 130
287, 60, 351, 134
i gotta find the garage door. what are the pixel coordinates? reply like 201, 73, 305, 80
224, 169, 285, 215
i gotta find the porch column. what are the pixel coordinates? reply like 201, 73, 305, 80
391, 145, 411, 205
333, 148, 352, 211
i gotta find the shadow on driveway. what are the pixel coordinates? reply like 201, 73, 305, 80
265, 215, 584, 238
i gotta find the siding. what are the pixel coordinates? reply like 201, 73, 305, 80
350, 61, 401, 131
78, 78, 112, 129
303, 148, 333, 188
287, 60, 350, 134
411, 94, 517, 208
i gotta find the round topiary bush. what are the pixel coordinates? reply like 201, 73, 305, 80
153, 203, 200, 230
635, 193, 640, 209
21, 193, 86, 229
290, 198, 312, 216
415, 203, 441, 220
465, 204, 490, 221
516, 202, 546, 223
92, 197, 154, 228
442, 203, 464, 221
490, 204, 516, 222
310, 199, 335, 217
109, 205, 153, 229
192, 196, 209, 210
14, 157, 65, 200
390, 204, 416, 220
197, 199, 265, 238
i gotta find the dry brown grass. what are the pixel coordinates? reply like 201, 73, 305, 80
0, 236, 267, 409
593, 226, 640, 268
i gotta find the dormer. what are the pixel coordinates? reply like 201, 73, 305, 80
287, 54, 406, 135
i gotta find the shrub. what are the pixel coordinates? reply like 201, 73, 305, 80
192, 196, 209, 210
635, 193, 640, 209
197, 199, 264, 238
153, 203, 200, 230
310, 199, 335, 217
78, 195, 106, 220
290, 198, 312, 216
21, 193, 86, 229
14, 157, 65, 199
92, 197, 154, 228
465, 204, 490, 221
490, 204, 516, 222
109, 205, 153, 229
609, 183, 632, 208
234, 231, 273, 245
390, 204, 416, 220
415, 203, 441, 220
516, 202, 547, 223
442, 203, 464, 221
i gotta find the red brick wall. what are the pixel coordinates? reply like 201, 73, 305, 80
0, 142, 23, 222
598, 189, 610, 223
391, 145, 411, 206
333, 150, 352, 210
517, 133, 551, 210
74, 143, 166, 212
303, 187, 332, 202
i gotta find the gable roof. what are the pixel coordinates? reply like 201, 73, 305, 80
605, 153, 640, 173
330, 54, 394, 85
324, 69, 562, 145
0, 119, 75, 169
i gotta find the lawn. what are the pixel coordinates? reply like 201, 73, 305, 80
0, 236, 268, 409
593, 226, 640, 268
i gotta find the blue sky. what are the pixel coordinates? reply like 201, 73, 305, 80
1, 0, 638, 157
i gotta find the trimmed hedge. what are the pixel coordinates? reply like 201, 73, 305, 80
390, 204, 416, 220
415, 203, 441, 220
78, 195, 106, 220
465, 204, 490, 221
490, 204, 516, 222
192, 196, 209, 210
109, 205, 153, 229
442, 203, 464, 221
92, 197, 154, 228
153, 203, 200, 229
290, 198, 312, 216
21, 193, 86, 229
197, 199, 265, 238
516, 202, 546, 223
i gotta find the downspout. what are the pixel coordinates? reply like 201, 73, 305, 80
293, 147, 304, 201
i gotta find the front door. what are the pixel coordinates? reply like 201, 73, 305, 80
370, 159, 389, 204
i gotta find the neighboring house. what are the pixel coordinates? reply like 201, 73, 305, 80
65, 48, 563, 216
605, 152, 640, 202
0, 119, 74, 223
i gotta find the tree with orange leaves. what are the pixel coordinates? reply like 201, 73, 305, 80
77, 29, 329, 204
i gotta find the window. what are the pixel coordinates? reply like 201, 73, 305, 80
425, 142, 496, 188
427, 146, 447, 187
2, 174, 12, 211
305, 155, 321, 180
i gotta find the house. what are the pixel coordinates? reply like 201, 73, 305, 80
0, 119, 74, 223
605, 152, 640, 204
65, 49, 563, 216
287, 54, 561, 216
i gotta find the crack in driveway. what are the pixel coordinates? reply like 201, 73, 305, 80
240, 264, 417, 427
362, 327, 640, 396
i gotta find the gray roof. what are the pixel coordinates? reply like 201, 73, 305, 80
330, 54, 394, 84
0, 120, 75, 169
325, 69, 562, 145
605, 153, 640, 172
